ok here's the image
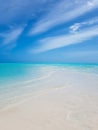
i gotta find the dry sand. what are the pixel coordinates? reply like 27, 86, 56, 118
0, 83, 98, 130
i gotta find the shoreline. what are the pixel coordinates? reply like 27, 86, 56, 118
0, 65, 98, 130
0, 84, 69, 112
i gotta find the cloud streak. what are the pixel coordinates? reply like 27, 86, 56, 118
3, 27, 24, 45
30, 0, 98, 35
33, 26, 98, 53
69, 16, 98, 33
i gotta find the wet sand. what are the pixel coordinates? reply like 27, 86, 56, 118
0, 70, 98, 130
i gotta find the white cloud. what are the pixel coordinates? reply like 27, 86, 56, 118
30, 0, 98, 35
3, 27, 24, 45
87, 1, 95, 7
32, 26, 98, 53
69, 16, 98, 33
69, 23, 81, 33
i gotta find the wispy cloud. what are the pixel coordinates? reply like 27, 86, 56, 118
30, 0, 98, 35
32, 26, 98, 53
3, 27, 24, 45
70, 16, 98, 33
69, 23, 81, 33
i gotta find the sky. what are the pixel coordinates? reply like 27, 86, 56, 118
0, 0, 98, 63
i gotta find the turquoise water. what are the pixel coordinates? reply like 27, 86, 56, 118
0, 63, 98, 109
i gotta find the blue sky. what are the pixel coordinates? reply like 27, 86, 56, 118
0, 0, 98, 63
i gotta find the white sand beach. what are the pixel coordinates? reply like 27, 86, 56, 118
0, 0, 98, 128
0, 69, 98, 130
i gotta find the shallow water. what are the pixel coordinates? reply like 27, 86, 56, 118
0, 63, 98, 109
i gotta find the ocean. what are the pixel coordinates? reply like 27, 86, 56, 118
0, 63, 98, 109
